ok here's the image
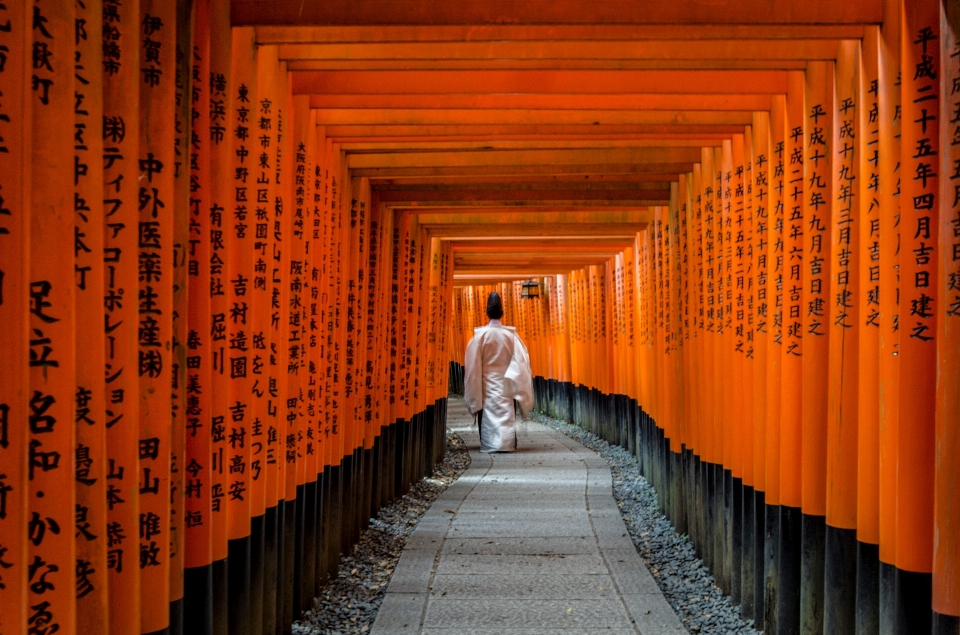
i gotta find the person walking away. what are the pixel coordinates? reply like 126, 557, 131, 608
463, 291, 534, 452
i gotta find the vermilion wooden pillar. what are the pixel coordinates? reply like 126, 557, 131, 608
102, 0, 143, 630
184, 1, 214, 632
138, 0, 177, 631
74, 0, 108, 631
778, 69, 805, 635
824, 39, 861, 635
877, 0, 903, 630
934, 3, 960, 633
29, 4, 77, 635
856, 24, 883, 635
0, 3, 30, 633
896, 1, 940, 632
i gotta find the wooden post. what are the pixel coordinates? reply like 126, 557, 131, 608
896, 0, 940, 630
74, 0, 108, 627
29, 4, 77, 635
138, 0, 177, 630
0, 3, 30, 633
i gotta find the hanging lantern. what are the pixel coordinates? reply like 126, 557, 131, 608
521, 279, 540, 299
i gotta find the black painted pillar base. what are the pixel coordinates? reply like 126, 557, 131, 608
741, 483, 756, 621
764, 502, 781, 635
895, 568, 931, 635
932, 612, 960, 635
250, 514, 265, 631
212, 558, 228, 635
731, 476, 743, 605
879, 561, 897, 635
184, 565, 213, 635
753, 489, 765, 627
778, 505, 802, 635
262, 505, 279, 635
170, 598, 185, 635
823, 525, 857, 635
856, 540, 879, 635
228, 536, 251, 635
800, 513, 825, 635
282, 497, 297, 632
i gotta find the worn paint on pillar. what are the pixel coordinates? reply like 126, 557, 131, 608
138, 0, 177, 629
29, 3, 77, 635
0, 2, 30, 632
74, 0, 108, 629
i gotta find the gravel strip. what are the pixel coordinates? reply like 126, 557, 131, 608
293, 433, 471, 635
532, 412, 761, 635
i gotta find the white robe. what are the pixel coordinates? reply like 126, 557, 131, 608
463, 321, 534, 453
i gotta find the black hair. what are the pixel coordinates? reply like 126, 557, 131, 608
486, 291, 504, 320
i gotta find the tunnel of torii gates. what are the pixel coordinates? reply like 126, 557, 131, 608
3, 0, 960, 634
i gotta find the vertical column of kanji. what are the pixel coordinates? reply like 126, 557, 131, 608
72, 0, 107, 629
751, 115, 771, 625
251, 44, 278, 632
778, 70, 805, 635
426, 236, 442, 435
673, 184, 687, 461
856, 27, 883, 634
765, 95, 785, 635
137, 0, 175, 630
822, 41, 860, 635
736, 132, 755, 614
101, 0, 141, 628
699, 149, 717, 487
935, 1, 960, 630
729, 140, 747, 555
897, 1, 940, 628
757, 95, 786, 632
734, 126, 756, 619
742, 125, 758, 621
0, 3, 29, 633
205, 8, 232, 628
694, 159, 714, 527
184, 0, 213, 629
274, 63, 295, 633
289, 96, 312, 615
170, 2, 192, 626
342, 178, 361, 528
684, 173, 700, 475
799, 60, 834, 635
877, 1, 902, 625
225, 24, 255, 635
711, 148, 726, 581
28, 2, 76, 634
624, 237, 638, 407
717, 141, 736, 597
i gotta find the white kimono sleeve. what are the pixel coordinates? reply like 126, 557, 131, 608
463, 334, 484, 415
504, 333, 534, 419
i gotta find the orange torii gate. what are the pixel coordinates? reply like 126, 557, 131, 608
0, 1, 959, 635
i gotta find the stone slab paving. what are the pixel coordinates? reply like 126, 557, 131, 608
371, 398, 685, 635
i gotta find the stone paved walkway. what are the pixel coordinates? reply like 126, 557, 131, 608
371, 398, 685, 635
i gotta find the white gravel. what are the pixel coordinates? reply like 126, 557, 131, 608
293, 434, 471, 635
533, 411, 762, 635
